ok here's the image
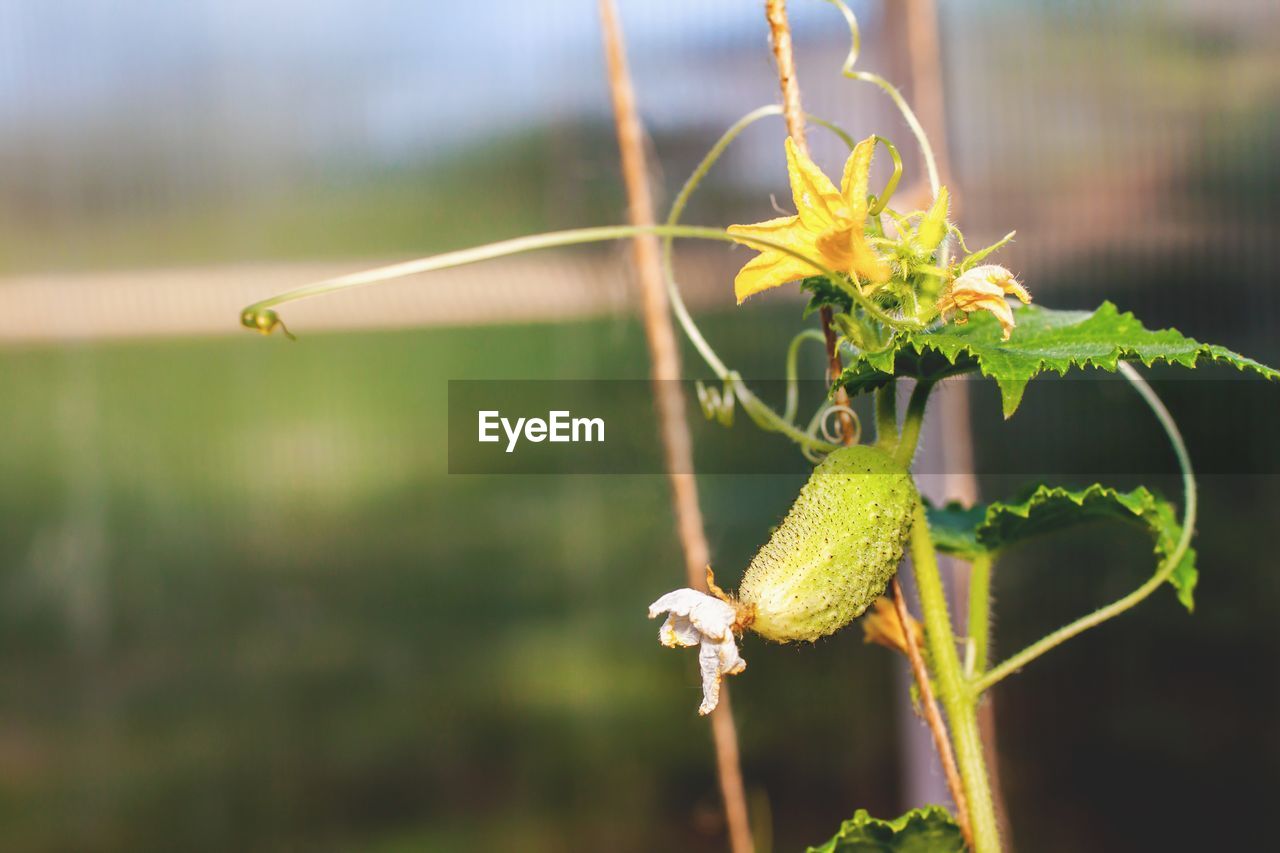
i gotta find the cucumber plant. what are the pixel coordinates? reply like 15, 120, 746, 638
239, 2, 1277, 850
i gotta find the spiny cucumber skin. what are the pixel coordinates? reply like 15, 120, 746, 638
738, 445, 916, 643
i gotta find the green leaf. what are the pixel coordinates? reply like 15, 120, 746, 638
807, 806, 965, 853
924, 501, 987, 557
837, 301, 1280, 417
800, 274, 854, 318
927, 483, 1198, 611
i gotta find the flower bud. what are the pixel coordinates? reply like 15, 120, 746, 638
737, 445, 917, 643
915, 187, 951, 254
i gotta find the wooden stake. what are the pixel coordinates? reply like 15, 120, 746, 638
598, 3, 754, 850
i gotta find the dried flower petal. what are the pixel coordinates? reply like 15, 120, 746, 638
939, 264, 1031, 340
649, 588, 746, 715
861, 595, 924, 655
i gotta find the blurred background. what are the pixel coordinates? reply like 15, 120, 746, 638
1, 0, 1277, 850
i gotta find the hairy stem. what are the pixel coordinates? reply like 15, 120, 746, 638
965, 553, 993, 679
910, 503, 1001, 853
891, 575, 972, 847
894, 379, 933, 468
892, 380, 977, 844
598, 4, 753, 850
874, 382, 898, 449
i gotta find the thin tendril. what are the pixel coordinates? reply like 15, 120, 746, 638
241, 224, 878, 325
972, 363, 1197, 694
237, 223, 870, 455
661, 107, 854, 375
866, 135, 903, 216
823, 0, 949, 269
818, 404, 860, 444
238, 105, 918, 456
825, 0, 940, 200
784, 328, 829, 423
654, 104, 925, 456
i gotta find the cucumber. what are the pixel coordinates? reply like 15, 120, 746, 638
737, 445, 916, 643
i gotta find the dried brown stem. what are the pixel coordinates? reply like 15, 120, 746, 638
764, 0, 808, 152
598, 3, 753, 851
892, 576, 973, 848
764, 0, 853, 442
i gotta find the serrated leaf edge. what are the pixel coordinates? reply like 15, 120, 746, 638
806, 805, 964, 853
838, 302, 1280, 417
927, 483, 1197, 610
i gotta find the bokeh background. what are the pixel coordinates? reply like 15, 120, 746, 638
1, 1, 1277, 850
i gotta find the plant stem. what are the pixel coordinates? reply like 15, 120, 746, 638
765, 0, 855, 443
762, 9, 976, 840
894, 380, 933, 468
898, 384, 997, 849
765, 0, 808, 149
598, 4, 754, 850
910, 503, 1001, 853
890, 380, 977, 845
874, 382, 898, 449
890, 575, 972, 848
966, 554, 993, 679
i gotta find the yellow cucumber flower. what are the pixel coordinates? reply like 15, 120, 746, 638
938, 264, 1032, 340
727, 136, 890, 304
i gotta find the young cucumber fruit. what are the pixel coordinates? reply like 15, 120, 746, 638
737, 445, 917, 643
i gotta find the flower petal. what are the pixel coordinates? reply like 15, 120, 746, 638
732, 249, 824, 304
861, 595, 923, 655
696, 636, 746, 716
786, 137, 845, 231
940, 265, 1030, 341
648, 588, 737, 640
650, 588, 746, 715
659, 613, 701, 648
1002, 277, 1032, 305
648, 588, 703, 620
726, 214, 800, 246
840, 135, 877, 226
816, 224, 890, 287
835, 137, 892, 285
727, 215, 827, 302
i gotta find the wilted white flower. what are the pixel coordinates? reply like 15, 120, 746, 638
648, 588, 746, 715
